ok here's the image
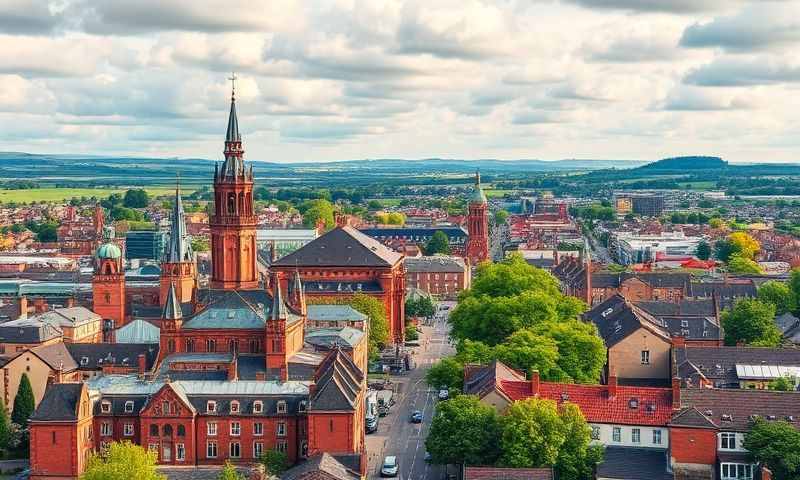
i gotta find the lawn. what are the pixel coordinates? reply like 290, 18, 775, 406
485, 189, 513, 198
0, 187, 196, 204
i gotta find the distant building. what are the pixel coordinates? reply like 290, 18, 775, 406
613, 193, 665, 217
613, 231, 703, 265
404, 256, 470, 299
358, 226, 467, 255
126, 230, 167, 260
256, 228, 319, 259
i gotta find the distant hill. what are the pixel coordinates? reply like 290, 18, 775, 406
638, 156, 728, 171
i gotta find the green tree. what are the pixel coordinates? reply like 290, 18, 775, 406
386, 212, 405, 225
556, 403, 604, 480
0, 396, 10, 450
111, 206, 145, 222
349, 293, 389, 355
758, 281, 795, 315
405, 324, 419, 341
191, 237, 210, 253
426, 395, 501, 466
218, 462, 243, 480
367, 200, 382, 210
426, 357, 465, 391
714, 239, 736, 262
81, 441, 165, 480
789, 269, 800, 314
495, 210, 510, 225
696, 240, 711, 260
11, 373, 35, 427
767, 376, 796, 392
300, 199, 335, 229
729, 231, 760, 260
259, 449, 288, 476
532, 321, 605, 384
744, 419, 800, 480
727, 255, 763, 275
406, 296, 436, 319
721, 299, 781, 347
493, 330, 560, 380
425, 230, 451, 255
123, 189, 149, 208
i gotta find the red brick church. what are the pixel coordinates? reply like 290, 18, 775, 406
29, 83, 368, 479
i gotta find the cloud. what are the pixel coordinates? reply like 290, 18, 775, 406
511, 111, 564, 124
661, 86, 757, 110
0, 35, 108, 77
684, 56, 800, 86
562, 0, 743, 14
680, 3, 800, 51
586, 35, 679, 63
0, 0, 64, 34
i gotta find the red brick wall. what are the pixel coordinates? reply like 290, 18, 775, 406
194, 416, 301, 465
307, 412, 355, 455
31, 416, 93, 478
669, 427, 717, 465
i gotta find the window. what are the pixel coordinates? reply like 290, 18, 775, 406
161, 401, 170, 415
612, 427, 621, 443
207, 401, 217, 413
653, 429, 662, 445
207, 422, 218, 436
230, 422, 241, 436
229, 442, 241, 458
124, 423, 134, 436
206, 339, 216, 352
176, 443, 185, 462
149, 424, 159, 437
681, 320, 689, 327
720, 463, 753, 480
186, 339, 194, 352
253, 401, 263, 414
641, 350, 650, 365
277, 422, 287, 437
631, 428, 641, 444
299, 401, 307, 412
591, 426, 600, 440
720, 432, 737, 450
163, 424, 173, 437
254, 422, 263, 436
124, 401, 134, 413
276, 440, 288, 453
177, 425, 186, 436
101, 401, 111, 413
231, 401, 240, 414
207, 441, 218, 458
277, 401, 287, 414
253, 442, 264, 458
101, 422, 112, 436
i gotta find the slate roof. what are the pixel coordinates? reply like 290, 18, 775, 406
655, 316, 721, 342
30, 383, 83, 422
688, 281, 757, 301
596, 447, 673, 480
309, 348, 363, 411
273, 226, 403, 268
358, 226, 467, 242
592, 272, 690, 289
552, 256, 588, 289
29, 306, 100, 328
669, 407, 718, 429
303, 281, 383, 294
0, 319, 62, 344
463, 466, 553, 480
115, 319, 160, 344
678, 388, 800, 432
463, 360, 526, 399
584, 295, 670, 348
307, 305, 367, 323
130, 302, 193, 319
404, 256, 468, 273
66, 343, 159, 371
281, 452, 360, 480
184, 289, 268, 329
31, 342, 79, 371
674, 346, 800, 387
634, 298, 716, 317
304, 328, 364, 349
776, 312, 800, 334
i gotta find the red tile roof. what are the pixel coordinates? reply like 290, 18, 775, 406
499, 380, 673, 427
464, 466, 553, 480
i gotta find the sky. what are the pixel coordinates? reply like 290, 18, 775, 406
1, 0, 799, 163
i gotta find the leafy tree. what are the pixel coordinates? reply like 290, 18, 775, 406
123, 189, 149, 208
11, 373, 34, 427
721, 299, 781, 347
494, 330, 560, 379
111, 206, 145, 222
556, 403, 605, 480
405, 324, 419, 341
191, 237, 210, 253
367, 200, 382, 210
300, 199, 335, 229
387, 212, 405, 225
696, 240, 711, 260
758, 281, 795, 315
495, 210, 510, 225
347, 293, 389, 355
729, 231, 760, 260
0, 396, 10, 450
532, 321, 605, 384
259, 449, 288, 476
708, 217, 724, 228
425, 230, 451, 255
426, 357, 465, 391
727, 255, 763, 275
767, 375, 796, 392
744, 419, 800, 480
714, 239, 736, 262
789, 269, 800, 314
218, 462, 243, 480
426, 395, 502, 466
81, 441, 165, 480
406, 296, 436, 319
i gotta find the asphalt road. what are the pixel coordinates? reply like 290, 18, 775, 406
367, 310, 455, 480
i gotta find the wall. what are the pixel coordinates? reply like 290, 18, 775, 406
3, 353, 55, 413
590, 423, 668, 449
609, 328, 671, 380
669, 427, 718, 466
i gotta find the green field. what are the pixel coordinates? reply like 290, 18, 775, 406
485, 189, 513, 198
0, 187, 196, 204
677, 181, 717, 190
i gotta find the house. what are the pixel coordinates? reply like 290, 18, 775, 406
1, 342, 79, 412
404, 256, 470, 299
281, 452, 361, 480
306, 305, 367, 330
590, 272, 691, 305
673, 344, 800, 389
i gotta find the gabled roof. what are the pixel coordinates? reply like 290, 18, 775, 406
309, 348, 363, 411
31, 342, 79, 371
669, 407, 719, 429
281, 453, 360, 480
186, 288, 301, 329
584, 295, 670, 348
674, 346, 800, 385
679, 388, 800, 432
634, 298, 716, 317
115, 319, 160, 344
688, 280, 757, 300
273, 226, 403, 268
592, 272, 690, 289
463, 360, 526, 399
163, 282, 182, 320
30, 383, 84, 422
65, 343, 159, 371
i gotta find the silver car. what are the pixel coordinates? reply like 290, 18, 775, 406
380, 455, 399, 477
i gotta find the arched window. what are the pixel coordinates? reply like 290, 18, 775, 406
177, 425, 185, 437
207, 339, 216, 352
163, 424, 173, 436
227, 193, 236, 215
168, 340, 175, 353
229, 339, 238, 353
149, 424, 159, 437
186, 339, 194, 352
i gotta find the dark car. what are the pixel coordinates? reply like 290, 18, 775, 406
410, 410, 423, 423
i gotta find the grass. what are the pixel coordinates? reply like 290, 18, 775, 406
485, 189, 513, 198
0, 187, 196, 204
677, 181, 717, 190
370, 198, 403, 207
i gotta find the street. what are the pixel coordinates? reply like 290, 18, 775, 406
366, 307, 455, 480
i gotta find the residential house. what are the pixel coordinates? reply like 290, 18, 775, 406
674, 345, 800, 389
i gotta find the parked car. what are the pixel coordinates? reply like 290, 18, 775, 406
438, 388, 449, 400
381, 456, 399, 477
410, 410, 423, 423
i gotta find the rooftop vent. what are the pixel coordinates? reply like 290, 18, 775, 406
560, 392, 570, 402
721, 414, 733, 422
767, 415, 777, 421
646, 403, 657, 413
704, 409, 713, 416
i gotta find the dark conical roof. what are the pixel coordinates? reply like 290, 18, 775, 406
469, 169, 487, 204
163, 282, 182, 320
272, 273, 287, 321
225, 96, 240, 143
165, 181, 192, 263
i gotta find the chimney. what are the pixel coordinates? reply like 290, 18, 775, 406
269, 241, 277, 263
65, 297, 75, 308
530, 370, 540, 396
672, 377, 681, 410
33, 298, 47, 314
335, 213, 349, 228
608, 374, 618, 398
316, 219, 326, 235
227, 359, 238, 381
17, 296, 27, 320
672, 335, 686, 349
137, 353, 147, 375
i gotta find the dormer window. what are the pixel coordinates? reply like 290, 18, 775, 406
628, 398, 639, 409
80, 356, 89, 366
207, 401, 217, 413
253, 401, 263, 414
298, 401, 307, 412
124, 401, 134, 413
230, 401, 240, 414
277, 401, 287, 414
100, 400, 111, 413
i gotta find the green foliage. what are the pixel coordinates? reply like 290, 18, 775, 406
191, 237, 210, 253
111, 206, 145, 222
123, 189, 149, 208
605, 263, 627, 273
425, 395, 502, 466
405, 324, 419, 342
729, 231, 760, 259
531, 321, 606, 384
494, 210, 510, 225
367, 200, 382, 210
557, 403, 604, 480
127, 221, 156, 231
722, 299, 781, 347
758, 281, 795, 315
81, 441, 165, 480
25, 220, 59, 243
696, 240, 711, 260
406, 295, 436, 319
744, 419, 800, 480
426, 357, 465, 391
300, 199, 335, 229
374, 212, 405, 225
493, 330, 560, 379
11, 373, 34, 427
309, 293, 390, 356
259, 449, 289, 476
789, 269, 800, 315
767, 376, 797, 392
727, 255, 763, 275
0, 396, 10, 450
570, 204, 615, 221
218, 462, 243, 480
425, 230, 451, 255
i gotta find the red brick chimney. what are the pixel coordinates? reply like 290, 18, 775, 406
316, 219, 326, 235
65, 297, 75, 308
335, 213, 350, 228
17, 296, 27, 320
672, 377, 681, 410
672, 335, 686, 348
530, 370, 540, 396
137, 354, 147, 375
33, 298, 47, 314
227, 358, 238, 381
608, 374, 618, 398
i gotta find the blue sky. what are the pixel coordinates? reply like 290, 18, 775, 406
1, 0, 798, 163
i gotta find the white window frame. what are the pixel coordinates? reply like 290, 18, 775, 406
277, 422, 287, 437
720, 463, 753, 480
631, 428, 641, 444
254, 422, 263, 436
230, 401, 240, 414
101, 422, 112, 437
277, 400, 287, 414
641, 350, 650, 365
229, 441, 241, 458
230, 421, 241, 436
653, 429, 662, 445
123, 423, 134, 436
207, 441, 217, 458
720, 432, 737, 450
276, 440, 288, 453
253, 441, 264, 458
101, 401, 111, 413
207, 401, 217, 413
612, 426, 621, 443
207, 422, 217, 436
124, 401, 134, 413
253, 401, 263, 414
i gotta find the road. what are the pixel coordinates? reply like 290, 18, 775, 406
366, 308, 455, 480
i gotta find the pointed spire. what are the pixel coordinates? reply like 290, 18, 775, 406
475, 169, 481, 187
165, 175, 192, 263
291, 268, 307, 315
163, 282, 182, 320
271, 272, 287, 321
225, 91, 239, 143
220, 72, 245, 181
469, 168, 487, 204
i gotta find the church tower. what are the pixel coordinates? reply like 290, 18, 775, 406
160, 180, 195, 306
465, 170, 489, 265
266, 272, 288, 381
210, 76, 258, 290
92, 227, 126, 329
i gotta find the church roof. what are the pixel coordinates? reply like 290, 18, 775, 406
469, 170, 487, 204
184, 289, 301, 330
163, 282, 182, 320
309, 348, 363, 411
273, 226, 403, 268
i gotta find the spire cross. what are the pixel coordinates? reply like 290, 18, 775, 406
228, 72, 238, 100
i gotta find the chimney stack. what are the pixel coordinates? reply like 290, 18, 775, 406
137, 353, 147, 375
608, 374, 618, 398
672, 377, 681, 410
17, 296, 28, 320
65, 297, 75, 308
530, 370, 540, 396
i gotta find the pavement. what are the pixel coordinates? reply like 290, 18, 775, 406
365, 310, 455, 480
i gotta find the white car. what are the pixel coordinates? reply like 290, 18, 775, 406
380, 456, 399, 477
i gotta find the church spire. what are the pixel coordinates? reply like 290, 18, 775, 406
162, 282, 182, 320
220, 72, 245, 180
469, 169, 488, 204
271, 272, 288, 321
165, 176, 191, 263
225, 73, 240, 143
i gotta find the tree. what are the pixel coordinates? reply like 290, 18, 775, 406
11, 373, 35, 427
300, 199, 335, 229
758, 281, 795, 315
348, 293, 389, 355
532, 321, 605, 384
191, 237, 210, 253
218, 462, 243, 480
556, 403, 604, 480
405, 324, 419, 341
259, 449, 288, 476
767, 375, 796, 392
367, 200, 382, 210
425, 230, 451, 255
744, 419, 800, 480
81, 441, 165, 480
696, 240, 711, 260
0, 396, 10, 450
426, 395, 501, 466
111, 206, 145, 222
123, 189, 149, 208
729, 231, 760, 260
426, 357, 465, 391
494, 330, 560, 379
727, 255, 763, 275
714, 239, 736, 262
721, 299, 781, 347
495, 210, 510, 225
406, 296, 436, 319
709, 217, 724, 228
789, 269, 800, 314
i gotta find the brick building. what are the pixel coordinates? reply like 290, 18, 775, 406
404, 256, 470, 299
464, 171, 489, 265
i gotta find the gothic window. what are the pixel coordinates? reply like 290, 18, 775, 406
227, 193, 236, 215
206, 339, 216, 352
177, 425, 186, 437
186, 339, 194, 352
229, 339, 238, 353
168, 340, 175, 353
163, 424, 173, 436
149, 424, 159, 437
104, 293, 111, 304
